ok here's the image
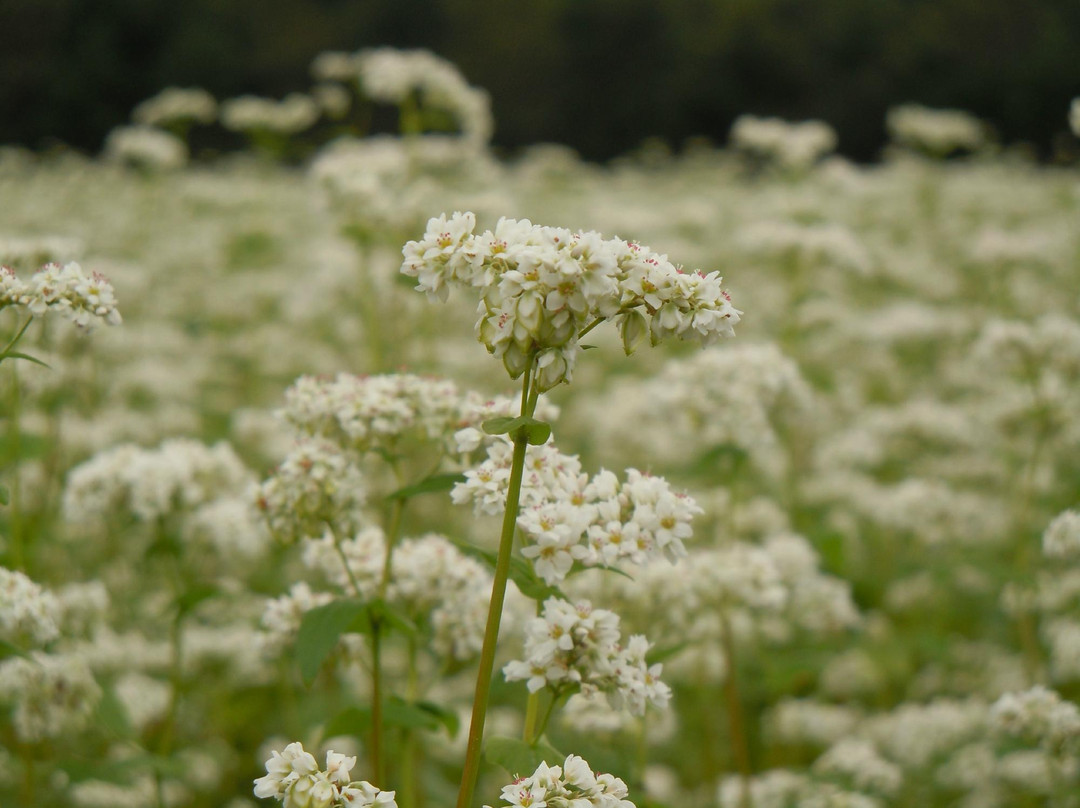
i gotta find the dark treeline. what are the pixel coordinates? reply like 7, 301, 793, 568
2, 0, 1079, 161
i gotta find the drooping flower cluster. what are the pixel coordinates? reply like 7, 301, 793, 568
886, 104, 987, 156
729, 115, 838, 172
401, 212, 740, 389
132, 87, 217, 128
1, 262, 122, 328
453, 440, 701, 583
503, 597, 670, 716
221, 94, 320, 135
254, 742, 397, 808
0, 566, 60, 647
104, 126, 189, 170
485, 755, 635, 808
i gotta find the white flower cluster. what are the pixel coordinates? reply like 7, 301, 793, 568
63, 439, 253, 527
767, 699, 862, 748
0, 234, 83, 269
886, 104, 986, 156
221, 94, 320, 135
254, 742, 396, 808
586, 342, 812, 476
0, 566, 60, 647
503, 597, 670, 716
259, 582, 335, 656
990, 686, 1080, 752
1043, 509, 1080, 560
133, 87, 217, 127
358, 48, 493, 144
485, 755, 635, 808
0, 651, 101, 742
740, 222, 872, 276
401, 212, 740, 389
255, 439, 368, 543
1, 262, 122, 328
280, 372, 518, 459
719, 770, 880, 808
813, 739, 903, 798
729, 115, 838, 172
104, 125, 188, 170
454, 440, 700, 583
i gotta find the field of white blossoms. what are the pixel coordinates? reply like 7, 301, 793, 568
2, 48, 1080, 808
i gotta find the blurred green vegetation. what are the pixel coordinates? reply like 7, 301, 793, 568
1, 0, 1079, 160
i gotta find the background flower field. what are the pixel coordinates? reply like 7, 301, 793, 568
1, 50, 1079, 808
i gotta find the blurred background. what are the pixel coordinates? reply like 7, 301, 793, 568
3, 0, 1080, 162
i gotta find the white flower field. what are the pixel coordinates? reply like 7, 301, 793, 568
1, 48, 1079, 808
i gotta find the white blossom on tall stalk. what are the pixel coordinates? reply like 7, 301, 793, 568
484, 755, 635, 808
503, 597, 670, 716
453, 440, 701, 583
1, 262, 122, 328
254, 742, 396, 808
0, 651, 101, 742
0, 566, 60, 647
400, 212, 740, 389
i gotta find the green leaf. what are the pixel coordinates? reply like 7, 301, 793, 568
482, 416, 551, 445
452, 542, 564, 602
384, 696, 443, 731
0, 485, 7, 506
416, 700, 460, 737
96, 685, 134, 738
368, 599, 420, 637
296, 599, 370, 686
386, 473, 466, 501
646, 641, 691, 665
176, 584, 219, 617
324, 706, 372, 738
485, 736, 564, 778
0, 637, 32, 661
482, 416, 518, 435
0, 351, 51, 368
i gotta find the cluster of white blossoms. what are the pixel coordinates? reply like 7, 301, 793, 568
718, 770, 880, 808
503, 597, 670, 716
585, 342, 812, 476
254, 742, 396, 808
729, 115, 838, 172
453, 440, 700, 583
132, 87, 217, 128
813, 738, 903, 798
485, 755, 635, 808
0, 566, 60, 647
221, 94, 320, 135
886, 103, 986, 156
255, 439, 368, 543
103, 125, 188, 170
1043, 509, 1080, 560
0, 651, 101, 742
990, 686, 1080, 752
279, 372, 522, 460
401, 212, 740, 390
63, 439, 253, 527
1, 262, 122, 328
357, 48, 493, 144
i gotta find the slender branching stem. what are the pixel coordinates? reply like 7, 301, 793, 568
455, 353, 536, 808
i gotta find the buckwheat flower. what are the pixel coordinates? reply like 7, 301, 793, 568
254, 742, 395, 808
485, 755, 635, 808
503, 597, 668, 716
729, 115, 837, 172
255, 439, 367, 543
990, 686, 1080, 752
886, 104, 986, 156
2, 262, 122, 328
401, 213, 739, 390
221, 94, 320, 135
0, 651, 101, 742
132, 87, 217, 128
0, 566, 60, 647
1043, 509, 1080, 560
104, 125, 188, 170
813, 739, 903, 797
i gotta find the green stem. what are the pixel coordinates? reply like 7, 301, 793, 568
400, 638, 420, 808
720, 613, 752, 808
522, 692, 541, 744
6, 360, 24, 570
455, 354, 536, 808
370, 628, 385, 786
1, 315, 34, 360
533, 690, 561, 740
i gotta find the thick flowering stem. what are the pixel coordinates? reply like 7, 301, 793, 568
456, 355, 536, 808
522, 691, 541, 744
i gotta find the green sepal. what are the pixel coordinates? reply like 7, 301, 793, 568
482, 416, 551, 445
